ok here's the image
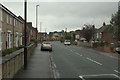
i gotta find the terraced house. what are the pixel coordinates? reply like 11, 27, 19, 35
0, 4, 23, 51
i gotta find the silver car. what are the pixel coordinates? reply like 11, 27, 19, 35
41, 42, 52, 51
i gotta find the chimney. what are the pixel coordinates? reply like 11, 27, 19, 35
92, 25, 95, 29
103, 22, 106, 26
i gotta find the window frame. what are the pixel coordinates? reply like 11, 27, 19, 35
1, 9, 3, 21
7, 14, 9, 23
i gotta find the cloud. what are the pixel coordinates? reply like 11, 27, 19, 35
0, 0, 119, 2
0, 2, 118, 33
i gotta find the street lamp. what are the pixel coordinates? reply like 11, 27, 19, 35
36, 5, 39, 41
24, 0, 27, 69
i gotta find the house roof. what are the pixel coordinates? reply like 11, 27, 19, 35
97, 25, 109, 33
0, 4, 23, 23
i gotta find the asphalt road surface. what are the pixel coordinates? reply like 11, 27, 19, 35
50, 41, 119, 79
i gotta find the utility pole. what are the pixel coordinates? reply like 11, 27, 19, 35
24, 0, 27, 69
45, 28, 46, 41
65, 28, 67, 40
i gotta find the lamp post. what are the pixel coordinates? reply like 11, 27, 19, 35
24, 0, 27, 69
36, 5, 39, 42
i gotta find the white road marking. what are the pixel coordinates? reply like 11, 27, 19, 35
54, 63, 56, 68
113, 74, 120, 79
79, 74, 120, 79
79, 76, 85, 80
86, 57, 102, 66
114, 70, 120, 74
75, 52, 82, 56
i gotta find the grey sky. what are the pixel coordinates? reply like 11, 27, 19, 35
1, 2, 118, 33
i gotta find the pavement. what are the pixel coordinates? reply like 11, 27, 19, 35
50, 41, 120, 79
15, 44, 51, 78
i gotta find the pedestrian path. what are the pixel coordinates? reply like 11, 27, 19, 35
15, 44, 51, 78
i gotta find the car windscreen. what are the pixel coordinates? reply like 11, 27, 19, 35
65, 40, 70, 42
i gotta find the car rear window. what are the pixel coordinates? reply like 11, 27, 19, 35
43, 42, 51, 44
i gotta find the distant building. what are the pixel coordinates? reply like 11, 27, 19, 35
38, 32, 47, 41
0, 4, 23, 50
52, 32, 60, 40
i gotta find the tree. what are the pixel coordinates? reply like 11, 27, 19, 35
82, 24, 94, 42
109, 6, 120, 40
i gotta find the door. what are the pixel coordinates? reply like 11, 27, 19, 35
7, 32, 11, 48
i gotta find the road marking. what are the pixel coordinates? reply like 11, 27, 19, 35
54, 63, 56, 68
75, 52, 82, 56
79, 76, 85, 80
86, 57, 102, 65
86, 49, 119, 60
79, 74, 120, 79
114, 70, 120, 74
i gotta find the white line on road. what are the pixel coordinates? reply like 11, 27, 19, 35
86, 57, 102, 66
79, 74, 120, 79
54, 63, 57, 68
75, 52, 82, 56
114, 70, 120, 74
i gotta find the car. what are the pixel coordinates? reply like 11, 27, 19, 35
64, 40, 71, 45
41, 42, 52, 51
116, 47, 120, 53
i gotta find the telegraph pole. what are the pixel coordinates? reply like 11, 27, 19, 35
24, 0, 27, 69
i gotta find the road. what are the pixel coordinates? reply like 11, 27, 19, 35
50, 41, 119, 78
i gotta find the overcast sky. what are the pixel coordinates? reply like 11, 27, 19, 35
0, 1, 119, 33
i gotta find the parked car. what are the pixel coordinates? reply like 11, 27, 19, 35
116, 47, 120, 53
41, 42, 52, 51
64, 40, 71, 45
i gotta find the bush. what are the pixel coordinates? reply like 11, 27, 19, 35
2, 47, 19, 56
30, 38, 38, 44
99, 40, 105, 47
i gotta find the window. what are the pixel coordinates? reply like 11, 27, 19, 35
97, 33, 99, 39
16, 20, 17, 27
20, 33, 22, 45
14, 19, 15, 26
7, 14, 9, 23
100, 32, 102, 39
1, 9, 3, 21
16, 32, 18, 47
18, 22, 19, 27
10, 17, 12, 24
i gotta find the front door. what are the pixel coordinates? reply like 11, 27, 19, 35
7, 32, 11, 48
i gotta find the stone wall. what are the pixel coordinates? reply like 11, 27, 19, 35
1, 43, 35, 79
